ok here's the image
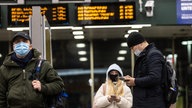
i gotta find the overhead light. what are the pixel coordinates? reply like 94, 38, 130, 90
181, 40, 192, 45
117, 56, 125, 61
85, 25, 131, 28
121, 42, 128, 47
72, 31, 84, 35
74, 35, 84, 39
78, 51, 87, 55
72, 27, 83, 30
7, 26, 75, 31
7, 27, 29, 31
0, 53, 2, 58
127, 30, 139, 34
76, 43, 86, 48
79, 57, 87, 61
119, 50, 127, 54
88, 78, 93, 86
84, 24, 151, 29
124, 34, 129, 38
131, 24, 151, 28
51, 26, 73, 29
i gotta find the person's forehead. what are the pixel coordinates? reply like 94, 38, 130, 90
131, 44, 138, 50
109, 70, 118, 73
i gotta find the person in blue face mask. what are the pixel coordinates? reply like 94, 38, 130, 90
12, 32, 32, 58
0, 32, 64, 108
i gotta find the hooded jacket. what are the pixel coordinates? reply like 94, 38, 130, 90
0, 48, 64, 108
93, 63, 132, 108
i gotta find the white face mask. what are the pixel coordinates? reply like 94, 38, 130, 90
134, 49, 142, 56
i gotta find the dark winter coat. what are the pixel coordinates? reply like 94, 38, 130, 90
132, 43, 166, 108
0, 48, 64, 108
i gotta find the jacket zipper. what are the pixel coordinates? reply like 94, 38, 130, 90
23, 69, 26, 80
23, 69, 26, 107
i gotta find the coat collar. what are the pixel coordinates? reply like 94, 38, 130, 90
3, 48, 41, 67
138, 43, 156, 57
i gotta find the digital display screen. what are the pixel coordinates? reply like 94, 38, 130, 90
0, 7, 1, 27
176, 0, 192, 24
59, 0, 85, 1
75, 2, 136, 25
8, 4, 69, 27
0, 0, 17, 3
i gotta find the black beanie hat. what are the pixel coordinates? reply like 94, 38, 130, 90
11, 32, 32, 44
127, 32, 145, 48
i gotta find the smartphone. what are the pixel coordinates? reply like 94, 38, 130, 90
111, 95, 116, 99
119, 77, 129, 81
118, 77, 125, 81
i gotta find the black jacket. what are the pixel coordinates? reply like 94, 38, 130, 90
132, 43, 166, 108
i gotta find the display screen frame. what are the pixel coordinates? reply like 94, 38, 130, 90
0, 0, 17, 3
75, 2, 136, 26
8, 4, 69, 27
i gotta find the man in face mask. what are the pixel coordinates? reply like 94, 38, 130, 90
0, 32, 64, 108
12, 32, 32, 58
124, 32, 166, 108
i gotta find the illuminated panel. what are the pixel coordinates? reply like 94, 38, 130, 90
8, 4, 69, 27
0, 0, 17, 3
75, 2, 136, 25
59, 0, 85, 1
0, 7, 1, 27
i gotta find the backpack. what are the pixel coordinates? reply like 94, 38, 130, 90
147, 49, 178, 108
33, 59, 68, 108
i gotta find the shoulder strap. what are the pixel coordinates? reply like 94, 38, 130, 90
35, 59, 44, 73
102, 83, 106, 95
34, 59, 45, 80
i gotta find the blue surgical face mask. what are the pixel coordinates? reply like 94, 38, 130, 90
134, 49, 142, 56
14, 42, 30, 57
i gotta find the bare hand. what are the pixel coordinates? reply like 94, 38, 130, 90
124, 75, 135, 87
108, 95, 121, 102
32, 80, 41, 91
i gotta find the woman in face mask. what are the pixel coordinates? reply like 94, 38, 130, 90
93, 63, 133, 108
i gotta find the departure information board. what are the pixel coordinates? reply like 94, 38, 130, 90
0, 0, 17, 3
0, 8, 1, 27
8, 4, 69, 27
59, 0, 85, 1
75, 2, 136, 25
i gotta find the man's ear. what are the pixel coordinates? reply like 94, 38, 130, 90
29, 44, 33, 49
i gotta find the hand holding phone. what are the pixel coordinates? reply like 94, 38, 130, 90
119, 77, 129, 81
108, 95, 116, 102
109, 95, 121, 102
111, 95, 116, 99
119, 77, 125, 81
